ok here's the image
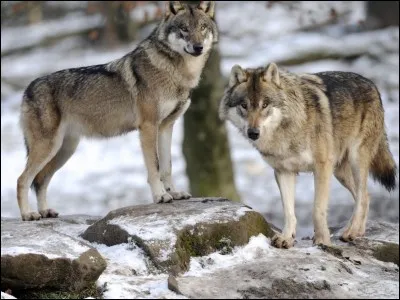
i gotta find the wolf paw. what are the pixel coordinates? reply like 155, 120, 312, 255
39, 208, 59, 218
21, 212, 42, 221
340, 228, 364, 242
168, 191, 191, 200
313, 234, 331, 246
271, 233, 295, 249
155, 193, 174, 204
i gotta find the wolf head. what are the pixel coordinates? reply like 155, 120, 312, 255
219, 63, 291, 141
158, 1, 218, 57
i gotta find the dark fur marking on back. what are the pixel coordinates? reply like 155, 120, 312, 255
24, 78, 43, 102
68, 64, 115, 77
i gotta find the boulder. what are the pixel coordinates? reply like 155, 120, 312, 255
81, 198, 274, 274
1, 216, 106, 292
169, 220, 399, 299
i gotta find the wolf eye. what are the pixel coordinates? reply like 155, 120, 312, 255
180, 26, 188, 32
201, 24, 207, 31
262, 103, 267, 109
241, 103, 247, 109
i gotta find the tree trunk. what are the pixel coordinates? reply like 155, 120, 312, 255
183, 46, 240, 201
27, 1, 43, 25
102, 1, 137, 48
366, 1, 399, 29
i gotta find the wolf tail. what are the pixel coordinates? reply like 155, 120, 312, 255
370, 132, 397, 192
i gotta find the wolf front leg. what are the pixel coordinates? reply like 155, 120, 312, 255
158, 99, 192, 200
312, 160, 334, 246
139, 122, 173, 203
158, 124, 191, 200
272, 171, 297, 249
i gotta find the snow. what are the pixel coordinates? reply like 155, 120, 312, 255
236, 206, 253, 217
1, 292, 16, 300
65, 226, 187, 299
184, 234, 274, 277
1, 13, 103, 53
91, 243, 149, 276
0, 242, 88, 260
97, 274, 187, 299
1, 222, 91, 260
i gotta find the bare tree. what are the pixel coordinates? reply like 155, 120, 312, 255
182, 2, 240, 201
366, 1, 399, 29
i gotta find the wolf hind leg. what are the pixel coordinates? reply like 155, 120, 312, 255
17, 128, 64, 221
33, 134, 80, 218
335, 160, 357, 200
334, 159, 369, 236
341, 148, 371, 242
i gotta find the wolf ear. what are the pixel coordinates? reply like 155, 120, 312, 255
263, 63, 280, 87
166, 1, 184, 16
229, 65, 247, 87
198, 1, 215, 18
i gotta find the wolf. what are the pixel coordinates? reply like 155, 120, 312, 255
17, 1, 218, 221
219, 62, 397, 248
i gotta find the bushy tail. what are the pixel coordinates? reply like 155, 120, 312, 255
370, 133, 397, 192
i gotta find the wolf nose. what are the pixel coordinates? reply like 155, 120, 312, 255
247, 128, 260, 140
193, 44, 203, 54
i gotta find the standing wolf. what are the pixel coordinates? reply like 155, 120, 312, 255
17, 1, 218, 221
219, 62, 397, 247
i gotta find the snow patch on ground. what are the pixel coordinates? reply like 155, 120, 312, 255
184, 234, 274, 277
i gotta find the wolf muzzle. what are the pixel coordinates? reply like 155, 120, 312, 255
185, 43, 204, 57
247, 127, 260, 140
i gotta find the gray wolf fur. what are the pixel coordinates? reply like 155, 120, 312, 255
17, 1, 218, 221
219, 62, 397, 248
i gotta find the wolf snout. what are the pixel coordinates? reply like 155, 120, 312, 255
193, 43, 204, 55
247, 128, 260, 140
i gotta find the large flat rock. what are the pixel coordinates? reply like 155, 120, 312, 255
169, 220, 399, 299
81, 198, 274, 274
1, 216, 106, 292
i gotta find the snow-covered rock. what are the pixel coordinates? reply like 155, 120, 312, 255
1, 216, 106, 292
81, 198, 274, 274
0, 208, 398, 299
169, 220, 399, 299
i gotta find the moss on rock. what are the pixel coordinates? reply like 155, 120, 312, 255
13, 282, 102, 299
168, 211, 274, 274
372, 242, 399, 266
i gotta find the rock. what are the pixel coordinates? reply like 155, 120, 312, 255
81, 198, 274, 274
170, 220, 399, 299
331, 220, 399, 266
1, 216, 106, 292
372, 242, 399, 266
167, 274, 180, 294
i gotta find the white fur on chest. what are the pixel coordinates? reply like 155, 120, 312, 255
159, 98, 179, 121
184, 57, 205, 87
264, 150, 314, 172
